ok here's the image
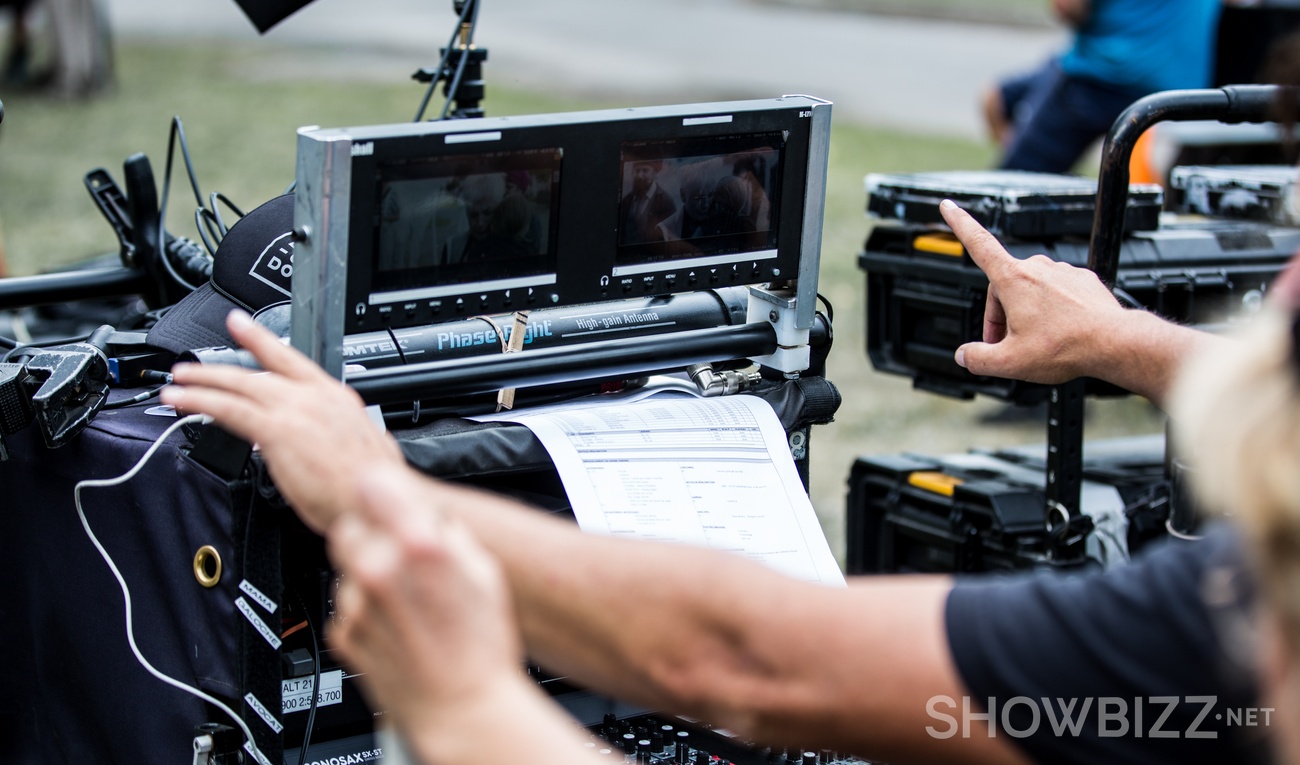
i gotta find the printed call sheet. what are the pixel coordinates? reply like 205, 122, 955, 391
491, 394, 845, 586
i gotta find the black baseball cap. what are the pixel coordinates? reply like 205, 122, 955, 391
146, 193, 297, 354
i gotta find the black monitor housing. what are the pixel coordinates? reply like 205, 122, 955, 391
291, 96, 832, 377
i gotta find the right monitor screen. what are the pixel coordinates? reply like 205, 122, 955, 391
616, 132, 784, 267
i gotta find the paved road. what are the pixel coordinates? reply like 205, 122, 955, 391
103, 0, 1065, 138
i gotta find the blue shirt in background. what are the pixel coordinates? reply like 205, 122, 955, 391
1060, 0, 1222, 96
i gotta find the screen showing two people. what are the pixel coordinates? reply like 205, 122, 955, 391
372, 133, 784, 292
617, 134, 783, 263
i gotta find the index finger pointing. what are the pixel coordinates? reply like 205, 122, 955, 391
939, 199, 1016, 281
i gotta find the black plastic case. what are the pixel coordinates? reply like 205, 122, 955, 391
844, 438, 1175, 575
859, 217, 1299, 403
1168, 164, 1298, 226
865, 170, 1164, 239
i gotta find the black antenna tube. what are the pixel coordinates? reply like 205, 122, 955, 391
346, 321, 784, 406
0, 267, 150, 310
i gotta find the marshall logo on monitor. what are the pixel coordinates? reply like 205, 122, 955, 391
291, 96, 831, 376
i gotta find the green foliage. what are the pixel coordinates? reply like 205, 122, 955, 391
0, 42, 613, 275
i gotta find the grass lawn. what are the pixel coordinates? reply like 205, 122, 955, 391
0, 40, 1164, 561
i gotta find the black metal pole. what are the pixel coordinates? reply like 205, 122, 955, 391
1057, 84, 1284, 520
347, 321, 780, 406
0, 267, 150, 310
1045, 378, 1087, 519
1088, 85, 1281, 286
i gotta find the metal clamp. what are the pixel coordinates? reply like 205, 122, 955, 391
746, 287, 809, 376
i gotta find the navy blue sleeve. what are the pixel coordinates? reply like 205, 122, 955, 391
945, 526, 1271, 765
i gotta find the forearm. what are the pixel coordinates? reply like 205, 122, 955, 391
436, 478, 1022, 763
404, 672, 605, 765
439, 480, 761, 713
1086, 309, 1228, 409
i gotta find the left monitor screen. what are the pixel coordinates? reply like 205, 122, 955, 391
371, 147, 563, 293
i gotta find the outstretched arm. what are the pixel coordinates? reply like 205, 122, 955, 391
940, 199, 1226, 409
162, 312, 1026, 765
433, 473, 1024, 765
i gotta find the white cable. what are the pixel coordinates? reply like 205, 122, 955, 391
1165, 516, 1205, 542
74, 413, 272, 765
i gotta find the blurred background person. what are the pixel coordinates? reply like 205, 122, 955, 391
1, 0, 32, 84
1, 0, 113, 96
982, 0, 1221, 173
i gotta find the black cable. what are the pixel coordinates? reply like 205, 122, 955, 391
295, 591, 322, 765
1, 332, 94, 362
437, 0, 481, 121
1, 346, 34, 363
102, 371, 171, 410
164, 117, 208, 213
411, 0, 471, 122
157, 117, 206, 293
816, 292, 834, 325
191, 191, 245, 257
102, 384, 166, 409
412, 0, 475, 123
194, 208, 222, 257
209, 192, 245, 237
1112, 286, 1143, 310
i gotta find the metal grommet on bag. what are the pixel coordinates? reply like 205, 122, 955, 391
193, 545, 222, 588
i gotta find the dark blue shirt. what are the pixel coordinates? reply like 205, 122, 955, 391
946, 526, 1272, 764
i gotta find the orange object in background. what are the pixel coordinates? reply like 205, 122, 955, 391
1129, 128, 1160, 187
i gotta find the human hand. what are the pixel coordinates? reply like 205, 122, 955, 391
1051, 0, 1090, 27
160, 310, 404, 533
940, 198, 1128, 385
327, 465, 525, 754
